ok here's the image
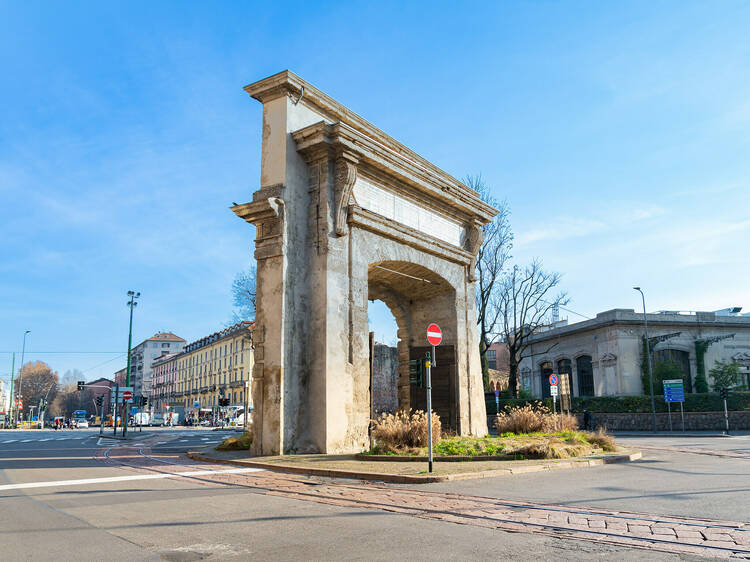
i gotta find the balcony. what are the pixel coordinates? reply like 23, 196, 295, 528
229, 381, 243, 388
200, 386, 209, 393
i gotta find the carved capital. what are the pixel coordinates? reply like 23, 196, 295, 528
334, 156, 358, 236
464, 222, 484, 282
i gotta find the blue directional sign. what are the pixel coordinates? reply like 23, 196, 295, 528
663, 379, 685, 403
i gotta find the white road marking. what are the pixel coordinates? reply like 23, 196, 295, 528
20, 439, 32, 443
3, 440, 17, 443
0, 467, 265, 491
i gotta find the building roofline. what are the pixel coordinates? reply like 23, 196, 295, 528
526, 308, 750, 344
155, 321, 255, 362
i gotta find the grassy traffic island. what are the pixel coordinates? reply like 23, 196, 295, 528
200, 407, 640, 483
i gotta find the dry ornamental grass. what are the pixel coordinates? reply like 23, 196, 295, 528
216, 430, 253, 451
495, 403, 579, 434
371, 409, 441, 453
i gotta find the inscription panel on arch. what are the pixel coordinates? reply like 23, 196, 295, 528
352, 178, 465, 248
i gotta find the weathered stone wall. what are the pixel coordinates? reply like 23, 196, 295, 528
372, 343, 398, 414
487, 411, 750, 431
235, 71, 495, 455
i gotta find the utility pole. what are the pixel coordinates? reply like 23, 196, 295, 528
124, 291, 140, 438
8, 353, 15, 428
634, 287, 657, 433
17, 331, 30, 424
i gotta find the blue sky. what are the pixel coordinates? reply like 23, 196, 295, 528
1, 1, 749, 381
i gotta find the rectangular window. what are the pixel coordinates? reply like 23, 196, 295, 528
487, 350, 497, 359
489, 361, 497, 370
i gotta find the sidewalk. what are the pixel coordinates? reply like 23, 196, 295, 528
611, 430, 750, 437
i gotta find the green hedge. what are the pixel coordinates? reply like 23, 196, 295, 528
484, 392, 750, 415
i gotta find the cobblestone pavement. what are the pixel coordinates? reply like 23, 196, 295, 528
97, 437, 750, 559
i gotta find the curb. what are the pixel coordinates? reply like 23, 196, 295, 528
186, 449, 642, 484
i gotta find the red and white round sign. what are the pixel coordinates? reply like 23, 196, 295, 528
426, 323, 442, 346
122, 390, 133, 401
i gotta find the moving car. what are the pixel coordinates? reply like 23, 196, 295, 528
150, 414, 165, 427
75, 419, 89, 429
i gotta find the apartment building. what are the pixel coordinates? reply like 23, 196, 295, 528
127, 332, 186, 401
156, 322, 254, 418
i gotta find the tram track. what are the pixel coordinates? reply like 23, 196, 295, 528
95, 441, 750, 558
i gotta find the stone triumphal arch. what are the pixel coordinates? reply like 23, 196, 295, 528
232, 71, 496, 455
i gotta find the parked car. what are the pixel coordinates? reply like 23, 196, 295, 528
150, 414, 165, 427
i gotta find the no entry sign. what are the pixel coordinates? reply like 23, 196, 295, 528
122, 390, 133, 401
426, 324, 442, 346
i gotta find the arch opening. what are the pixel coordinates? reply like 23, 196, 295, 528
367, 260, 459, 431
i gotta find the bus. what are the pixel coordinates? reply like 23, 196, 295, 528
72, 410, 88, 429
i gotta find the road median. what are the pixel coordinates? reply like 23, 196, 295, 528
186, 447, 641, 484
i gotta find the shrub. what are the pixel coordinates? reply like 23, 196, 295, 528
710, 361, 743, 391
491, 392, 750, 414
371, 410, 441, 453
586, 428, 616, 452
216, 430, 253, 451
494, 403, 580, 434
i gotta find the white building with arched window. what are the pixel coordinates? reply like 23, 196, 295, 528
518, 308, 750, 398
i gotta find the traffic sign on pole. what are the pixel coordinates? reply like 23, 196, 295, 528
549, 374, 558, 386
426, 324, 442, 346
122, 390, 133, 402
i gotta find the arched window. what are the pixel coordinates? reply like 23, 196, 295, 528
557, 358, 572, 389
540, 361, 553, 398
577, 355, 594, 396
653, 349, 691, 389
489, 381, 495, 391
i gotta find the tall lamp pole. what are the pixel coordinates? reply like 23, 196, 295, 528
8, 353, 15, 428
124, 291, 140, 438
634, 287, 657, 433
17, 330, 30, 424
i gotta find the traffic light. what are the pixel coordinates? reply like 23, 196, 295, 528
720, 388, 729, 400
142, 396, 148, 406
409, 359, 424, 387
39, 399, 46, 411
218, 398, 229, 407
77, 381, 85, 391
96, 396, 103, 407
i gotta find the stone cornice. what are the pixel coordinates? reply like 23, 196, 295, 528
292, 121, 496, 224
349, 206, 472, 267
245, 71, 496, 223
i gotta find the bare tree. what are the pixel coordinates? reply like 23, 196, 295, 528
465, 175, 513, 391
499, 260, 569, 397
230, 267, 257, 323
15, 361, 59, 419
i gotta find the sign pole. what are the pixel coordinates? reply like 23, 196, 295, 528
113, 383, 119, 437
667, 401, 673, 432
426, 351, 433, 474
724, 398, 730, 435
679, 402, 685, 432
425, 324, 442, 475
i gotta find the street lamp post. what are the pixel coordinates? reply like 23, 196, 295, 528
123, 291, 140, 438
8, 353, 15, 428
634, 287, 657, 433
17, 330, 30, 424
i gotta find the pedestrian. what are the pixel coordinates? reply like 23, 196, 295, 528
583, 410, 592, 431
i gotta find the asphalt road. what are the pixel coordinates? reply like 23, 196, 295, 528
1, 429, 746, 560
